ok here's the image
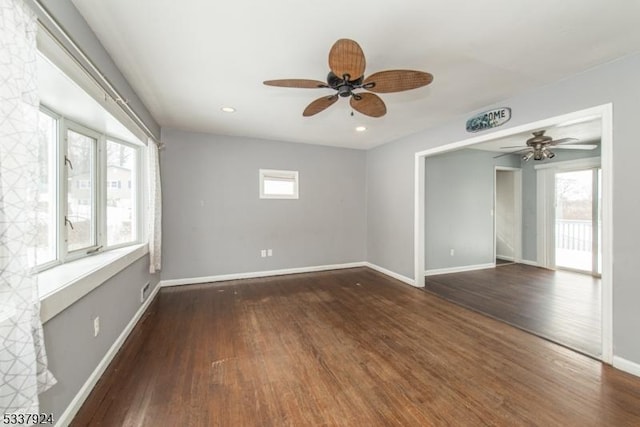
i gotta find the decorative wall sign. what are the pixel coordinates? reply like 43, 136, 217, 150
466, 107, 511, 132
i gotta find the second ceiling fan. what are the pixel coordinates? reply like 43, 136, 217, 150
496, 130, 598, 161
264, 38, 433, 118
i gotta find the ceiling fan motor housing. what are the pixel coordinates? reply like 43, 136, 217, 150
327, 72, 363, 97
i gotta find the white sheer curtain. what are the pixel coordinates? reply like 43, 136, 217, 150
147, 139, 162, 273
1, 0, 56, 414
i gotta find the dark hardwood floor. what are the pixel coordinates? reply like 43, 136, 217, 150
72, 268, 639, 426
424, 263, 601, 357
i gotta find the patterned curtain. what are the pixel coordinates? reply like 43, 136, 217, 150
0, 0, 57, 415
147, 139, 162, 273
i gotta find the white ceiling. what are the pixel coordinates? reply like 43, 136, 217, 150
70, 0, 640, 149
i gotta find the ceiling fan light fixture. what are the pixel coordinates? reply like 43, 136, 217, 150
522, 151, 534, 161
355, 126, 367, 132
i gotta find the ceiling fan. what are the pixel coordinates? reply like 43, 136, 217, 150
263, 38, 433, 118
496, 130, 597, 161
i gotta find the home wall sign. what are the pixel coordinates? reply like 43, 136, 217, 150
466, 107, 511, 132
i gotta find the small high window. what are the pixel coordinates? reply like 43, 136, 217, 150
259, 169, 299, 199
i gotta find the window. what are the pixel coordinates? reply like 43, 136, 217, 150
259, 169, 299, 199
66, 126, 98, 253
106, 140, 137, 246
29, 106, 142, 270
27, 109, 58, 267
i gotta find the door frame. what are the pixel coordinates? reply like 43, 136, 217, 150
494, 167, 523, 264
414, 103, 613, 364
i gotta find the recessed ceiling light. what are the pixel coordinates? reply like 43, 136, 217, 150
355, 126, 367, 132
221, 107, 236, 113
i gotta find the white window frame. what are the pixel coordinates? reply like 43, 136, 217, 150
33, 104, 144, 271
36, 106, 62, 272
104, 136, 144, 251
259, 169, 299, 199
63, 120, 101, 261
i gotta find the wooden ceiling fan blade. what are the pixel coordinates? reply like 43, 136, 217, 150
554, 144, 598, 150
363, 70, 433, 93
328, 39, 366, 81
350, 93, 386, 118
264, 79, 328, 89
303, 95, 339, 117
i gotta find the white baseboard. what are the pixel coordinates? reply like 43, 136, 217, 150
159, 262, 367, 287
517, 259, 540, 267
55, 282, 161, 427
613, 356, 640, 378
496, 255, 515, 261
364, 262, 417, 287
425, 263, 495, 276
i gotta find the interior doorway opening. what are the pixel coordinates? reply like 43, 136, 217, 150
414, 104, 613, 363
495, 168, 522, 265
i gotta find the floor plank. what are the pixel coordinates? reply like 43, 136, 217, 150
72, 267, 638, 426
424, 263, 601, 357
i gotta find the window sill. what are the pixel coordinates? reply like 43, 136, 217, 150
38, 244, 149, 323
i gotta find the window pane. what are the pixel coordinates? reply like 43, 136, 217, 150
260, 169, 298, 199
106, 140, 136, 246
264, 179, 294, 195
28, 111, 57, 266
67, 129, 96, 251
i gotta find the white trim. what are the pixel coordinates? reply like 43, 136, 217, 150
54, 282, 160, 427
496, 255, 515, 261
414, 103, 613, 364
414, 154, 425, 287
517, 259, 540, 267
600, 103, 614, 364
160, 262, 418, 289
39, 244, 148, 323
425, 263, 495, 276
159, 262, 366, 287
365, 262, 416, 287
613, 356, 640, 378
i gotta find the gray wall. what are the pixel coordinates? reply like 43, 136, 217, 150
39, 256, 159, 421
366, 51, 640, 364
424, 149, 519, 270
160, 129, 367, 281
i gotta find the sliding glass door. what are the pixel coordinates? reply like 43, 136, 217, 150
554, 168, 601, 275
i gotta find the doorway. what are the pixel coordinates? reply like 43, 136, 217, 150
495, 168, 522, 265
554, 168, 601, 275
414, 104, 613, 363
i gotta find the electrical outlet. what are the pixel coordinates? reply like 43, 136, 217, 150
93, 316, 100, 337
267, 249, 272, 257
261, 249, 267, 258
140, 281, 150, 303
450, 249, 455, 256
